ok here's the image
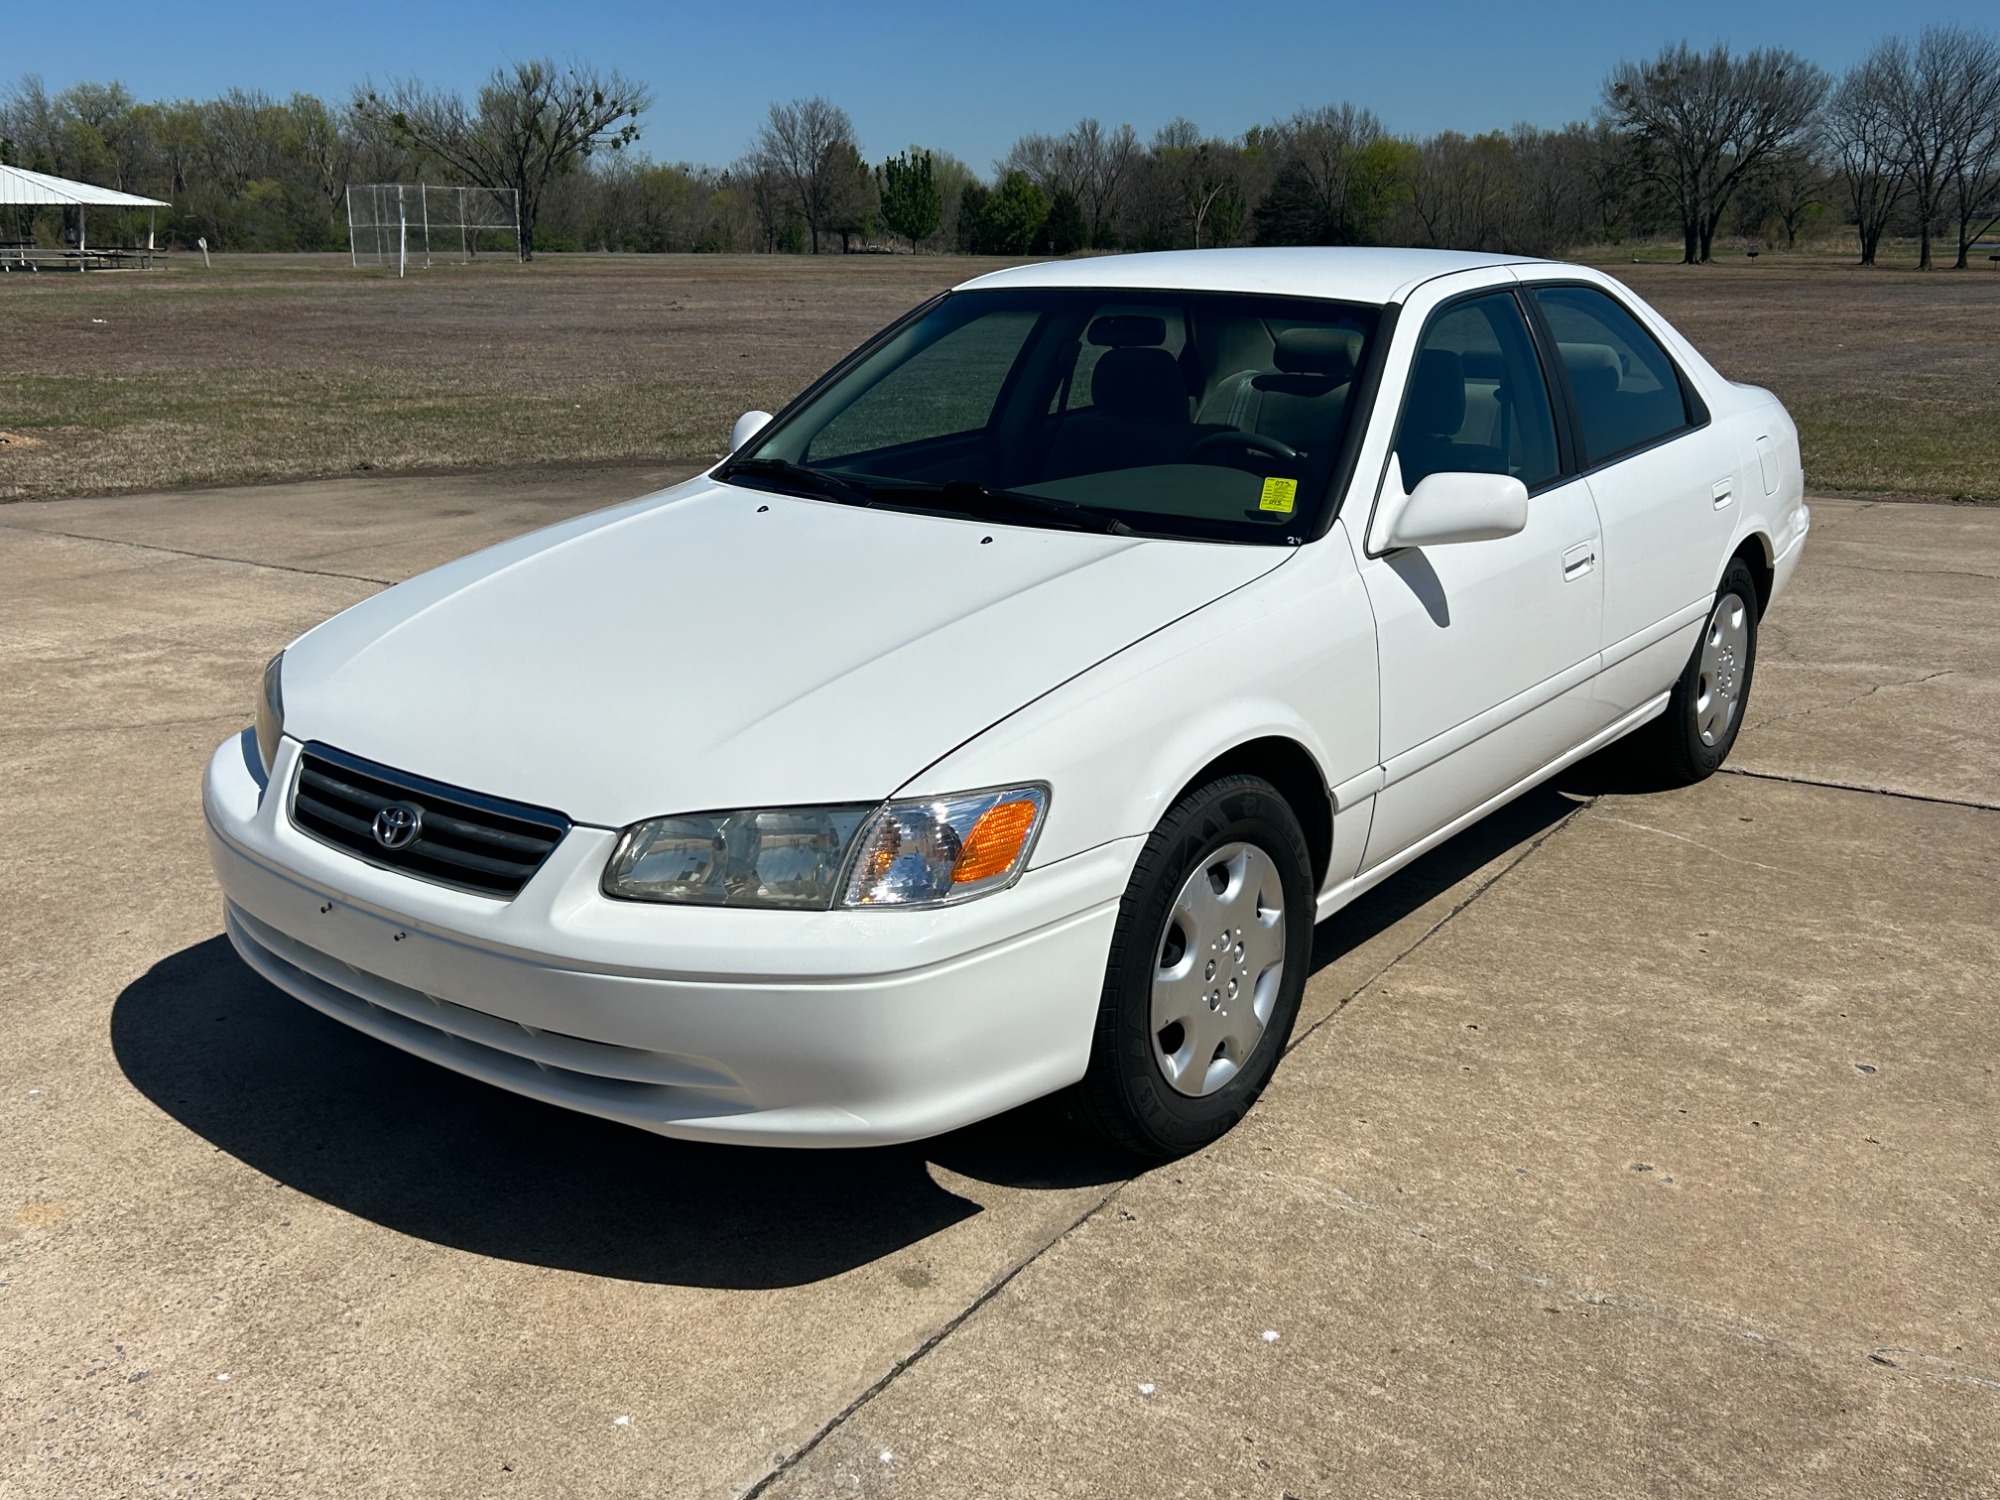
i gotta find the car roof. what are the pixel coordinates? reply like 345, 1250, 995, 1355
954, 247, 1548, 306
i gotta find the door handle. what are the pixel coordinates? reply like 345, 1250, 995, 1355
1712, 479, 1735, 509
1562, 542, 1596, 581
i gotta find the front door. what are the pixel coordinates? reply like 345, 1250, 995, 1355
1354, 289, 1605, 868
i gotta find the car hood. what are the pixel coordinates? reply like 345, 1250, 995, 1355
282, 478, 1290, 828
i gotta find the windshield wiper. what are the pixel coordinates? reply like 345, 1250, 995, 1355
897, 479, 1134, 536
722, 458, 878, 510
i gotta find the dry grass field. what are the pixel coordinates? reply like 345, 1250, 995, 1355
1600, 249, 2000, 504
2, 248, 1996, 503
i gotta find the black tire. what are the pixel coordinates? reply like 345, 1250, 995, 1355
1070, 774, 1314, 1159
1634, 556, 1761, 785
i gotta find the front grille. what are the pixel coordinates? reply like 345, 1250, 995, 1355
290, 742, 570, 899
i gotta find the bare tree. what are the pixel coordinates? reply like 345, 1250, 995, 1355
59, 82, 142, 190
282, 93, 352, 221
1256, 103, 1400, 245
1827, 55, 1907, 265
820, 138, 876, 251
1867, 27, 2000, 269
1000, 130, 1071, 197
1940, 33, 2000, 268
1731, 145, 1828, 248
1071, 119, 1139, 248
357, 61, 649, 260
1001, 118, 1138, 248
1407, 130, 1512, 250
201, 89, 283, 197
924, 148, 978, 251
1948, 120, 2000, 269
1147, 120, 1243, 248
1605, 42, 1828, 263
1510, 124, 1605, 256
737, 157, 795, 252
752, 97, 859, 253
1250, 104, 1405, 246
0, 75, 64, 174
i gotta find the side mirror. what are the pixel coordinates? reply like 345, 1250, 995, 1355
730, 410, 773, 453
1383, 470, 1529, 549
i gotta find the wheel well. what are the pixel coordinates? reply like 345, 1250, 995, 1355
1178, 737, 1334, 890
1734, 535, 1775, 617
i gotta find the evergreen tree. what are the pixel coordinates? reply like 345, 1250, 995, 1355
877, 149, 943, 250
955, 179, 990, 252
979, 171, 1049, 254
1043, 187, 1087, 253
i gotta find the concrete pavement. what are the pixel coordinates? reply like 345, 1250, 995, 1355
1, 481, 1994, 1498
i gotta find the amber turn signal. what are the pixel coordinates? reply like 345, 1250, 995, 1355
950, 798, 1040, 884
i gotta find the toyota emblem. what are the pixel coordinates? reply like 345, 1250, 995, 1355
372, 802, 422, 850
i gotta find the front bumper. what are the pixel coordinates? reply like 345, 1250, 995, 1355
204, 734, 1132, 1146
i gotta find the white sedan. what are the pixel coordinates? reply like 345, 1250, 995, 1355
204, 248, 1808, 1157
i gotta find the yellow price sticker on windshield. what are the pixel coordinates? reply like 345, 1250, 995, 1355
1258, 477, 1298, 514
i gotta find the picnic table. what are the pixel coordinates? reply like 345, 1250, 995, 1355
0, 244, 163, 271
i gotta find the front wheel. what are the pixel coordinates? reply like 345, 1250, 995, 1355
1633, 557, 1760, 785
1071, 775, 1314, 1158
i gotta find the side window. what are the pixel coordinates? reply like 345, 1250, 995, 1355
808, 309, 1038, 463
1395, 293, 1560, 491
1532, 286, 1695, 467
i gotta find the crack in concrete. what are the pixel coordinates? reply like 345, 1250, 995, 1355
0, 523, 393, 586
1818, 560, 2000, 584
1286, 800, 1596, 1057
1721, 765, 2000, 813
734, 799, 1594, 1498
734, 1189, 1123, 1499
1588, 812, 1794, 874
1746, 670, 1956, 733
1747, 618, 1854, 684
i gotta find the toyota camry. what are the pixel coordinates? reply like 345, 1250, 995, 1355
204, 248, 1808, 1157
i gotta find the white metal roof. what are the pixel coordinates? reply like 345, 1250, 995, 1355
0, 163, 169, 208
956, 247, 1546, 304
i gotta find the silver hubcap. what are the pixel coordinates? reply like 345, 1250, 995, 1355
1694, 591, 1750, 747
1150, 842, 1287, 1098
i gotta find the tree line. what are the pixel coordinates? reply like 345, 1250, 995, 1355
3, 27, 1996, 268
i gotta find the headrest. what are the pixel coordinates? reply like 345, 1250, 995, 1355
1091, 346, 1189, 424
1558, 341, 1622, 395
1407, 349, 1465, 435
1087, 315, 1167, 347
1273, 326, 1360, 379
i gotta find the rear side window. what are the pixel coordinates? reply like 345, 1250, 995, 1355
1532, 286, 1696, 467
1395, 292, 1560, 492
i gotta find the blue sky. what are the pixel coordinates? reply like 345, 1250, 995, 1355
10, 0, 1994, 171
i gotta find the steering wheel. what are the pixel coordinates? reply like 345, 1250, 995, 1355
1191, 430, 1299, 463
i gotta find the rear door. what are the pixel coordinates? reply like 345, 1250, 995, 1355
1353, 285, 1606, 869
1524, 282, 1732, 716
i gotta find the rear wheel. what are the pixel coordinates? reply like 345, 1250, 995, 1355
1071, 775, 1313, 1159
1633, 557, 1760, 785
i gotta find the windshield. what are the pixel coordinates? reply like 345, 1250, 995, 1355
721, 288, 1383, 544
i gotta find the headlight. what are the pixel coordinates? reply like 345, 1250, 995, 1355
602, 785, 1048, 910
254, 651, 285, 775
604, 806, 873, 908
